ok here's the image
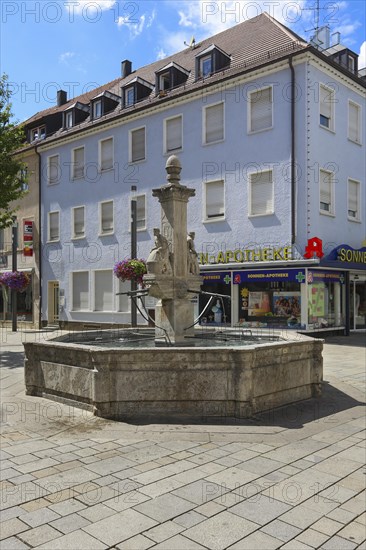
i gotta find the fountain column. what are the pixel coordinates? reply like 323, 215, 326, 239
144, 156, 202, 345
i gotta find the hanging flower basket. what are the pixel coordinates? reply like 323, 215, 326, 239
0, 271, 30, 292
113, 259, 147, 286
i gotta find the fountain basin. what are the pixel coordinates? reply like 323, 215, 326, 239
24, 331, 323, 421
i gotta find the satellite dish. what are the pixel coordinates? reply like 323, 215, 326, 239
184, 36, 196, 49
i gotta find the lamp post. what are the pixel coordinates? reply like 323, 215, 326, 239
11, 217, 18, 332
131, 185, 137, 327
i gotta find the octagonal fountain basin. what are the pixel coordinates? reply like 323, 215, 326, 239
24, 328, 323, 422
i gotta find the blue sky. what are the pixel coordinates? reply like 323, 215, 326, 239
1, 0, 365, 122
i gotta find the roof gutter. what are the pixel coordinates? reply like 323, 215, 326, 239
289, 56, 296, 245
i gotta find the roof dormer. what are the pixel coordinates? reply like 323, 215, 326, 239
195, 44, 231, 79
121, 77, 154, 108
62, 102, 89, 129
90, 91, 120, 120
155, 62, 190, 96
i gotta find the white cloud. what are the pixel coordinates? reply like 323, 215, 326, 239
359, 41, 366, 68
64, 0, 116, 15
156, 48, 167, 60
59, 51, 75, 64
117, 10, 155, 37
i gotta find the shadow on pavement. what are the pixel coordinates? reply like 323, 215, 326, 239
323, 333, 366, 347
0, 351, 24, 369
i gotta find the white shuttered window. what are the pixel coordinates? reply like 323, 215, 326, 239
100, 201, 114, 234
100, 138, 113, 171
165, 116, 182, 152
48, 155, 60, 185
320, 170, 333, 214
48, 211, 60, 241
249, 170, 273, 216
348, 179, 360, 220
249, 87, 272, 132
72, 206, 85, 238
320, 85, 334, 130
348, 102, 361, 143
136, 195, 146, 229
72, 147, 85, 179
94, 270, 113, 311
205, 180, 224, 219
204, 103, 224, 144
72, 272, 89, 311
130, 127, 146, 162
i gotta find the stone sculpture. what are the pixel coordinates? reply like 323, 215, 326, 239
146, 228, 172, 275
187, 232, 200, 275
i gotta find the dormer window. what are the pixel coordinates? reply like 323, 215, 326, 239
125, 87, 134, 106
93, 100, 102, 119
155, 62, 190, 95
65, 111, 73, 128
90, 91, 120, 119
121, 77, 153, 108
195, 45, 231, 80
63, 102, 89, 129
30, 126, 46, 142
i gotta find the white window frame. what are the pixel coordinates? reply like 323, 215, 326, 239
71, 206, 85, 239
129, 126, 146, 163
200, 55, 212, 77
99, 137, 114, 172
348, 100, 361, 144
164, 115, 183, 154
132, 194, 146, 231
71, 271, 89, 311
203, 179, 225, 222
48, 211, 60, 242
203, 101, 224, 145
248, 86, 273, 134
31, 126, 46, 141
65, 111, 73, 128
159, 72, 170, 92
93, 100, 102, 119
319, 84, 335, 132
93, 269, 114, 312
248, 169, 274, 217
99, 200, 114, 235
47, 154, 60, 185
71, 146, 85, 180
319, 169, 335, 216
125, 87, 135, 106
347, 178, 361, 222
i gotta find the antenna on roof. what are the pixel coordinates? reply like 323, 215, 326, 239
184, 36, 196, 49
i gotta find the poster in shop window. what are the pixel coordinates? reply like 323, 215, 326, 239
248, 292, 271, 316
273, 293, 301, 317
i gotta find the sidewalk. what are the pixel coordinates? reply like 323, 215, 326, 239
1, 328, 365, 550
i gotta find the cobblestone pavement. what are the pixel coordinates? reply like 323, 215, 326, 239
0, 328, 365, 550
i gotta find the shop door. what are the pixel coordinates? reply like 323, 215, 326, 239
352, 280, 366, 330
48, 282, 59, 323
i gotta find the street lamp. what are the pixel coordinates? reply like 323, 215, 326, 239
11, 216, 18, 332
131, 185, 137, 327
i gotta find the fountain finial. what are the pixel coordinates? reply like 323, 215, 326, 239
166, 155, 181, 185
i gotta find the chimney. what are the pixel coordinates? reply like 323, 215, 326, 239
121, 60, 132, 78
57, 90, 67, 106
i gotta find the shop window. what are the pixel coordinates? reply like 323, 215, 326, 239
130, 127, 146, 163
249, 86, 273, 133
99, 200, 114, 235
94, 270, 113, 311
0, 273, 33, 322
320, 84, 335, 131
99, 137, 113, 171
48, 211, 60, 242
72, 146, 85, 179
249, 170, 274, 216
319, 169, 334, 215
47, 155, 60, 185
72, 206, 85, 239
203, 102, 224, 144
308, 274, 344, 328
71, 271, 89, 311
204, 180, 225, 220
348, 179, 360, 221
164, 115, 182, 153
348, 101, 361, 144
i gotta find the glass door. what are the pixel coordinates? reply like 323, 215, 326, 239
350, 277, 366, 330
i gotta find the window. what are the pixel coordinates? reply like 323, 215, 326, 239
31, 126, 46, 141
100, 200, 114, 234
204, 180, 225, 220
249, 86, 273, 133
72, 147, 85, 179
72, 271, 89, 311
136, 195, 146, 230
319, 169, 334, 214
320, 84, 335, 130
65, 111, 73, 128
94, 270, 113, 311
93, 100, 102, 119
159, 73, 170, 91
348, 179, 360, 221
249, 170, 274, 216
130, 127, 146, 162
348, 101, 361, 144
48, 211, 60, 242
47, 155, 60, 185
200, 55, 212, 77
164, 115, 182, 153
72, 206, 85, 238
125, 87, 134, 106
99, 138, 113, 171
204, 102, 224, 144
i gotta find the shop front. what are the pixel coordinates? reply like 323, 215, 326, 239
0, 270, 34, 324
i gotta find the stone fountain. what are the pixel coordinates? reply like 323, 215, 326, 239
23, 157, 323, 422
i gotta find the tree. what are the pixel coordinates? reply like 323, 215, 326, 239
0, 74, 28, 228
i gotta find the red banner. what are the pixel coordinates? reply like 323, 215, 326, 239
23, 220, 33, 257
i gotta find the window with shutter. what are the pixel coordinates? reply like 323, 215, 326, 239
100, 138, 113, 171
72, 271, 89, 311
72, 207, 85, 238
136, 195, 146, 229
72, 147, 85, 179
320, 85, 334, 130
130, 127, 146, 162
348, 101, 361, 143
319, 170, 333, 214
204, 180, 225, 220
100, 201, 114, 234
348, 179, 360, 220
249, 87, 272, 133
48, 211, 60, 241
48, 155, 59, 185
94, 270, 113, 311
165, 116, 182, 152
249, 170, 273, 216
204, 103, 224, 144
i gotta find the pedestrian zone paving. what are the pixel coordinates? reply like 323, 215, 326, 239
0, 328, 365, 549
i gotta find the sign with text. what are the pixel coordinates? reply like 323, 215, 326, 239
233, 269, 306, 284
23, 220, 33, 257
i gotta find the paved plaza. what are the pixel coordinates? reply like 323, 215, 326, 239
0, 328, 365, 550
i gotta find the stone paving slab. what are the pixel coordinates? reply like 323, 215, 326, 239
0, 329, 365, 549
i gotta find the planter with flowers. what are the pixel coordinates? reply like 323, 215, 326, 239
113, 259, 147, 286
0, 271, 30, 293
